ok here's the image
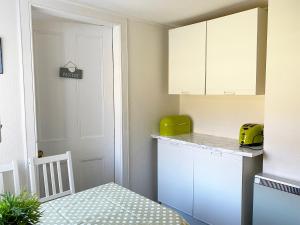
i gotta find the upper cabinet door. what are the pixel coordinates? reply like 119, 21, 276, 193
206, 8, 267, 95
169, 22, 206, 95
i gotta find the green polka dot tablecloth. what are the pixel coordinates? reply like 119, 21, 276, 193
39, 182, 189, 225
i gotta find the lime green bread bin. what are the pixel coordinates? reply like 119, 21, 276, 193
160, 115, 192, 136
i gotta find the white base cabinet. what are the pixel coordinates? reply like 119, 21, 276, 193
157, 139, 263, 225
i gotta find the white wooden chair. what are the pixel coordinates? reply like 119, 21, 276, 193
0, 161, 20, 195
29, 151, 75, 202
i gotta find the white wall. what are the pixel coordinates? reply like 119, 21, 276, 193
263, 0, 300, 181
0, 0, 178, 198
0, 0, 27, 186
180, 96, 264, 139
128, 20, 179, 200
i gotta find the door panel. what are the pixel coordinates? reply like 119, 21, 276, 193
78, 158, 104, 190
76, 34, 104, 138
33, 20, 114, 192
34, 32, 68, 142
73, 24, 114, 191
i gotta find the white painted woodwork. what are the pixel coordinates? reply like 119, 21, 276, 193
157, 140, 194, 215
33, 20, 115, 192
20, 0, 130, 190
193, 149, 243, 225
157, 139, 263, 225
29, 151, 75, 202
206, 8, 267, 95
169, 22, 206, 95
0, 161, 20, 195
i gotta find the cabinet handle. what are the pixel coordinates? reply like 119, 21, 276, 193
169, 141, 181, 146
210, 150, 222, 157
224, 91, 236, 95
181, 91, 190, 95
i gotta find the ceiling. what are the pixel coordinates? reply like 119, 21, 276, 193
68, 0, 267, 26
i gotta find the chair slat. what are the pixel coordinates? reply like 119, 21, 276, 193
66, 151, 75, 194
42, 164, 49, 197
49, 162, 56, 195
57, 161, 63, 193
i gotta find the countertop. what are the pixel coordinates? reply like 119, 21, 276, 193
152, 133, 263, 158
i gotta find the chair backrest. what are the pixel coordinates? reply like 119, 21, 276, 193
0, 161, 20, 195
29, 151, 75, 202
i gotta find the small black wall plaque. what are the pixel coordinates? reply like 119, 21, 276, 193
0, 38, 3, 74
59, 67, 83, 79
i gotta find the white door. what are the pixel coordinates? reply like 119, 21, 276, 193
33, 20, 114, 192
157, 140, 194, 215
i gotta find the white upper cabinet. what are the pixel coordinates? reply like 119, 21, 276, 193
206, 8, 267, 95
169, 22, 206, 95
168, 8, 267, 95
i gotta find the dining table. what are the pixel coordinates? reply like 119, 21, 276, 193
39, 182, 189, 225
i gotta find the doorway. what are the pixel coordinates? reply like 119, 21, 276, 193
31, 8, 115, 192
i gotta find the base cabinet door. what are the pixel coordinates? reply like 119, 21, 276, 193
193, 149, 243, 225
158, 140, 194, 215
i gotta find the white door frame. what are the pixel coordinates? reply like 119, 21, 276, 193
19, 0, 130, 188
